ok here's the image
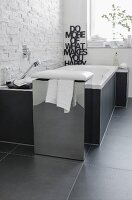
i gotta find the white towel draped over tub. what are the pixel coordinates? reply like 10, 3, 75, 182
32, 69, 94, 112
45, 79, 76, 113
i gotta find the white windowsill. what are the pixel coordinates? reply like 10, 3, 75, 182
87, 46, 132, 49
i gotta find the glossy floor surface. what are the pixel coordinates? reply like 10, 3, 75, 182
0, 99, 132, 200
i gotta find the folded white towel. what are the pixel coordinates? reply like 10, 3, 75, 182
119, 63, 128, 69
45, 79, 58, 104
14, 77, 35, 86
57, 80, 75, 113
45, 79, 76, 113
72, 86, 77, 107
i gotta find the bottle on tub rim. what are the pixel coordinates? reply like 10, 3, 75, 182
113, 52, 119, 66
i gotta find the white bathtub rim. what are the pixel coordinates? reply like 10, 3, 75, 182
85, 66, 118, 89
60, 65, 118, 90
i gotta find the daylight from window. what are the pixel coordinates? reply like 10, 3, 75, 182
89, 0, 132, 40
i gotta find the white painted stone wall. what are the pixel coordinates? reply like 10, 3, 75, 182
0, 0, 64, 84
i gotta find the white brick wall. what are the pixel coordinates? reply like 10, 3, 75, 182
0, 0, 64, 84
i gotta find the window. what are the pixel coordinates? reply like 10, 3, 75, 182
88, 0, 132, 40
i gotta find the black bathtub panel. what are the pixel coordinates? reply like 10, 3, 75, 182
85, 89, 100, 144
100, 75, 115, 142
116, 72, 128, 107
0, 89, 34, 145
85, 74, 115, 145
84, 89, 92, 143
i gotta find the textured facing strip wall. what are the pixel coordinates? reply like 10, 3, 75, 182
0, 0, 64, 84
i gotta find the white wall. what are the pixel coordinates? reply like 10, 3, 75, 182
0, 0, 64, 85
64, 0, 87, 65
87, 48, 132, 97
64, 0, 87, 25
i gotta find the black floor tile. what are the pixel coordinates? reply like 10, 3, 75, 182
107, 116, 132, 138
68, 164, 132, 200
0, 153, 6, 161
128, 98, 132, 105
0, 142, 17, 153
112, 112, 132, 122
114, 99, 132, 117
12, 145, 34, 156
86, 135, 132, 170
84, 144, 91, 154
107, 99, 132, 137
0, 154, 82, 200
113, 107, 129, 116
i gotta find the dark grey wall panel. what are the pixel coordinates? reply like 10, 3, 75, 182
85, 89, 100, 144
100, 75, 115, 141
116, 72, 128, 107
85, 75, 115, 145
0, 89, 34, 145
34, 102, 84, 160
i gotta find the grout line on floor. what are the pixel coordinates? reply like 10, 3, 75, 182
0, 144, 19, 154
84, 145, 93, 155
9, 152, 34, 158
0, 153, 9, 162
0, 145, 19, 162
106, 133, 132, 139
66, 147, 92, 200
99, 106, 115, 146
9, 144, 19, 154
0, 140, 34, 147
66, 162, 84, 200
87, 162, 132, 173
85, 145, 92, 157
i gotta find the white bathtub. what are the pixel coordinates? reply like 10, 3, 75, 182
60, 65, 118, 89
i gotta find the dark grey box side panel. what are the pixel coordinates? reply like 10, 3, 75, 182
100, 75, 115, 142
0, 90, 34, 145
116, 72, 128, 107
85, 89, 100, 144
85, 75, 115, 145
34, 102, 84, 160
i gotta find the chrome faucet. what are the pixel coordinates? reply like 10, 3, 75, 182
20, 61, 40, 79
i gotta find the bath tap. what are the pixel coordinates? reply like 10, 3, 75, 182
20, 60, 40, 79
6, 61, 40, 89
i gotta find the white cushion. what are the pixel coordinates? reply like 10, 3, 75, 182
32, 69, 93, 81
